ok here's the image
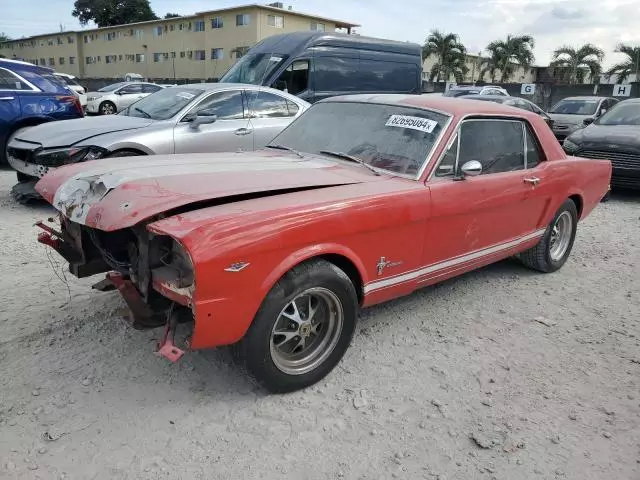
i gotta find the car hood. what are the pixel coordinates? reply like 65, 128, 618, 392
12, 116, 154, 149
547, 113, 592, 125
570, 124, 640, 150
35, 150, 384, 231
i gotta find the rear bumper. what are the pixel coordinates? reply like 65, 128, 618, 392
611, 169, 640, 190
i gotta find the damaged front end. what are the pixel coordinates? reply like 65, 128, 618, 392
36, 213, 195, 362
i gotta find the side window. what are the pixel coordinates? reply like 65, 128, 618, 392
192, 90, 244, 120
142, 84, 162, 93
119, 84, 143, 94
0, 68, 30, 90
458, 119, 525, 174
314, 56, 359, 91
272, 60, 309, 96
434, 134, 458, 177
357, 60, 419, 92
525, 123, 545, 169
246, 91, 296, 118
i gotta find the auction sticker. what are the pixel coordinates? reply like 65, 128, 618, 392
385, 115, 438, 133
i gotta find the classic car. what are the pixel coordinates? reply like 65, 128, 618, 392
547, 96, 619, 141
563, 98, 640, 193
7, 83, 309, 201
34, 95, 611, 393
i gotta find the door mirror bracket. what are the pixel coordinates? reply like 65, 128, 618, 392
188, 114, 218, 129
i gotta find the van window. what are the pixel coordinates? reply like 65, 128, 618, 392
272, 60, 309, 95
358, 60, 418, 92
314, 56, 359, 91
220, 53, 286, 84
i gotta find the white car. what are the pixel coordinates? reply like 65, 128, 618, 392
85, 81, 164, 115
52, 72, 87, 108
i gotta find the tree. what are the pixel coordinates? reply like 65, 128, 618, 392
0, 32, 10, 42
422, 30, 468, 82
72, 0, 158, 27
164, 13, 180, 19
480, 35, 535, 82
605, 43, 640, 83
550, 44, 604, 84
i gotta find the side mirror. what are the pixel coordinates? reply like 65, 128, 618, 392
189, 114, 217, 129
583, 118, 595, 126
460, 160, 483, 177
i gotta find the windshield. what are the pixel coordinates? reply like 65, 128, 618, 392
269, 102, 450, 177
595, 103, 640, 126
549, 99, 599, 115
444, 89, 479, 97
99, 82, 127, 92
220, 53, 287, 84
120, 87, 204, 120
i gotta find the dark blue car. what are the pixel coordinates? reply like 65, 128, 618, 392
0, 59, 84, 166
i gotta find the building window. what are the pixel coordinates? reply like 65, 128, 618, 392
83, 35, 90, 43
85, 57, 92, 65
48, 58, 55, 66
311, 22, 325, 32
267, 15, 284, 28
135, 29, 144, 39
118, 54, 123, 61
57, 37, 63, 45
67, 36, 75, 44
154, 26, 163, 36
236, 14, 250, 26
97, 56, 101, 62
153, 52, 163, 63
211, 48, 224, 60
59, 57, 65, 65
69, 56, 75, 64
211, 17, 223, 28
106, 55, 117, 64
194, 50, 206, 61
47, 39, 53, 46
105, 32, 117, 41
233, 46, 250, 59
169, 24, 175, 31
170, 51, 176, 58
194, 20, 205, 32
180, 51, 186, 58
136, 54, 145, 63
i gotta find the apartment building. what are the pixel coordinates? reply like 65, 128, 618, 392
0, 3, 358, 79
422, 54, 537, 84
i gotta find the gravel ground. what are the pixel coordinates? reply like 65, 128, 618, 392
0, 167, 639, 480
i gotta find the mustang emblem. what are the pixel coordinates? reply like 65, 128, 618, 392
376, 257, 403, 276
225, 262, 250, 272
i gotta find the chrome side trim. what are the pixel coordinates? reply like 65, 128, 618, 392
363, 228, 546, 294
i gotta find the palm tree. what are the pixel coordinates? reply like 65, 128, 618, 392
422, 30, 468, 82
550, 44, 604, 84
479, 35, 535, 82
606, 43, 640, 83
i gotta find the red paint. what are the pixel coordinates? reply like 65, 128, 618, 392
36, 97, 612, 352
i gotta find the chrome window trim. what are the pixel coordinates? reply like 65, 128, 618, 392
0, 67, 40, 92
426, 115, 528, 182
177, 87, 245, 122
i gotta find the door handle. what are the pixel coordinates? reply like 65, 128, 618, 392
234, 128, 252, 136
524, 176, 541, 186
0, 97, 15, 101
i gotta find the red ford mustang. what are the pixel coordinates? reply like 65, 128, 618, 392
34, 94, 611, 393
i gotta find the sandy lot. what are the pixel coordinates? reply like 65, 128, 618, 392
0, 167, 638, 480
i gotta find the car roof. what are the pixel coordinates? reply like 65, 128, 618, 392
559, 96, 608, 101
165, 82, 309, 99
463, 94, 513, 101
321, 93, 538, 118
451, 85, 503, 90
0, 58, 54, 74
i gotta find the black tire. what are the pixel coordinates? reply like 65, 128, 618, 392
99, 101, 117, 115
234, 259, 358, 393
17, 172, 37, 183
519, 199, 578, 273
106, 149, 144, 158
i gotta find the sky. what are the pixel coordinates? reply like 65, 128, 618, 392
3, 0, 640, 68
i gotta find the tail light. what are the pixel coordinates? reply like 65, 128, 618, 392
58, 95, 84, 116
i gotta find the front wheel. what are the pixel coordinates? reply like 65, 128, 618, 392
519, 199, 578, 273
234, 259, 358, 393
99, 101, 117, 115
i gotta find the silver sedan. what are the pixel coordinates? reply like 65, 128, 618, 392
7, 83, 310, 182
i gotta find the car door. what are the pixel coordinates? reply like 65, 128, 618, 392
422, 118, 545, 284
173, 88, 253, 153
244, 90, 302, 149
0, 68, 24, 154
114, 83, 145, 110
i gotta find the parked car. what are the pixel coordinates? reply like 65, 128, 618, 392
219, 31, 423, 103
33, 94, 610, 393
562, 98, 640, 192
443, 85, 510, 97
547, 96, 618, 141
51, 72, 87, 108
85, 81, 165, 115
0, 58, 83, 166
464, 94, 554, 128
7, 84, 309, 186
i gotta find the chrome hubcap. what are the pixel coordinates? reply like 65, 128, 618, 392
270, 287, 343, 375
549, 211, 573, 261
102, 104, 115, 114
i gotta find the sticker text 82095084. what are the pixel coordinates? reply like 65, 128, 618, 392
385, 115, 438, 134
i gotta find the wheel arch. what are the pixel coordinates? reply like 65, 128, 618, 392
107, 147, 150, 157
567, 193, 584, 219
260, 244, 368, 305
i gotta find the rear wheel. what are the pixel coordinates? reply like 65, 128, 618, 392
99, 101, 117, 115
519, 199, 578, 273
234, 259, 358, 393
